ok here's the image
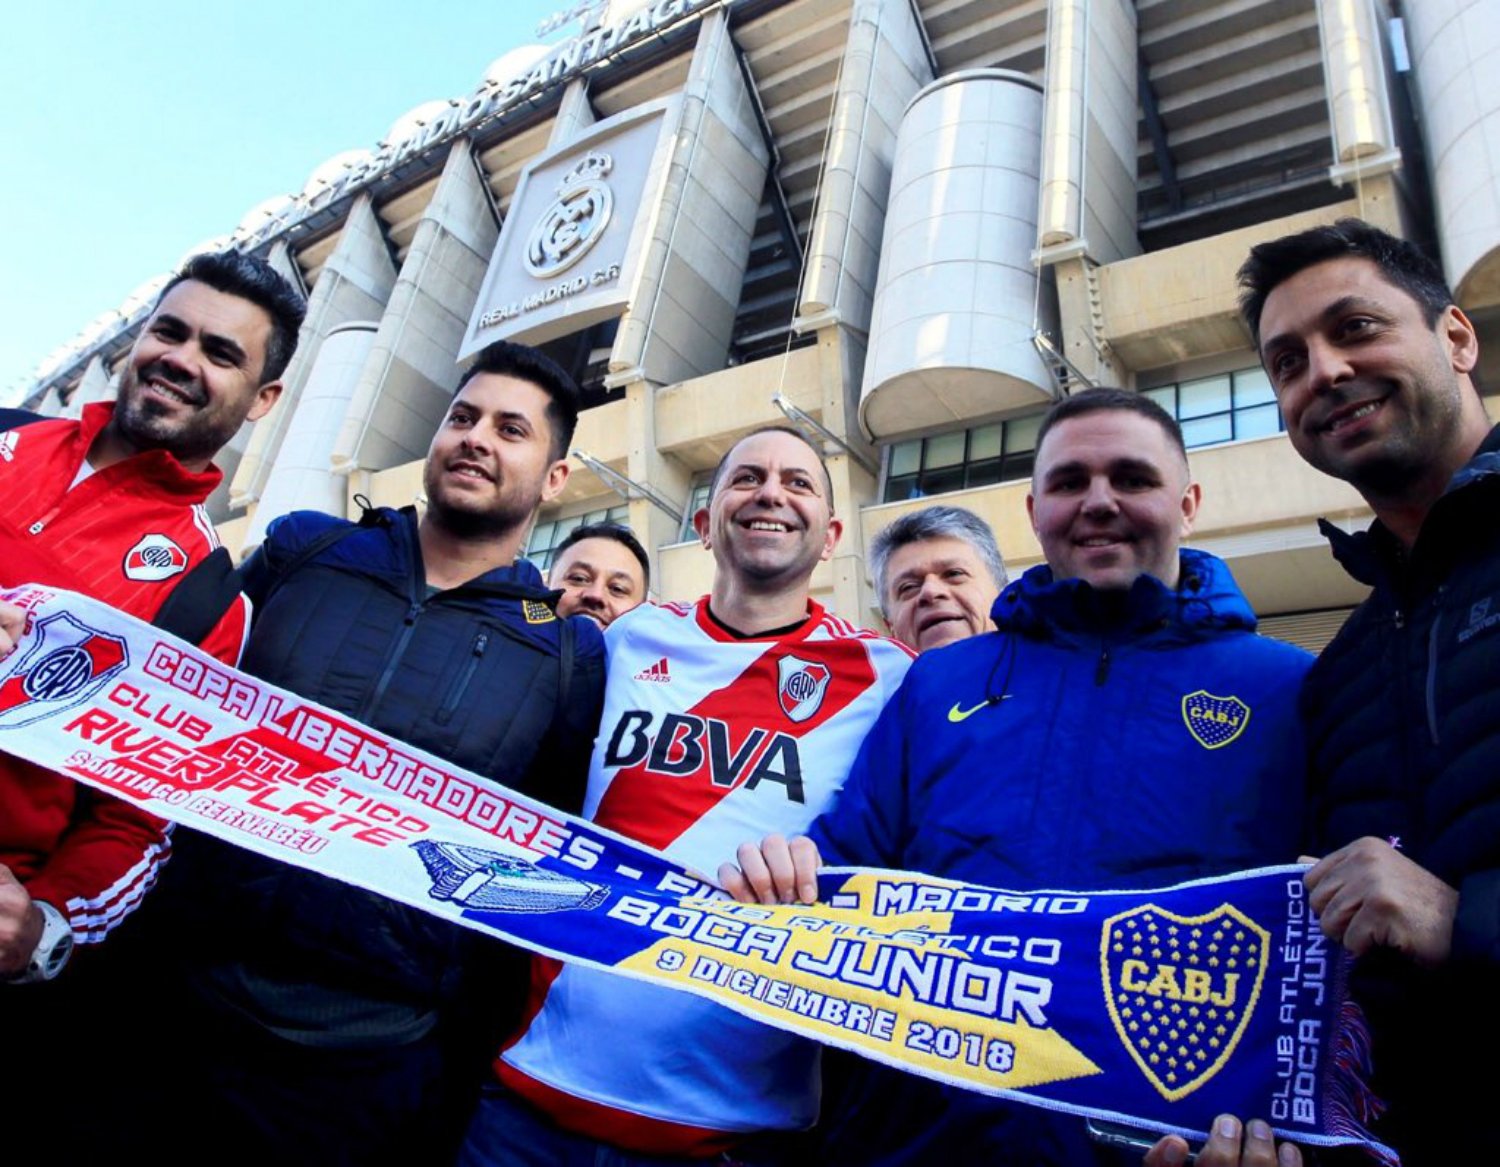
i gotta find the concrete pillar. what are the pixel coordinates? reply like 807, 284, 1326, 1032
860, 70, 1053, 442
64, 356, 114, 419
1402, 0, 1500, 308
229, 194, 397, 512
608, 7, 772, 387
1317, 0, 1398, 169
330, 139, 501, 478
797, 0, 933, 334
551, 79, 598, 146
1037, 0, 1139, 265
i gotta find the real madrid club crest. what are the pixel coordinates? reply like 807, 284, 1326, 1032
524, 151, 615, 279
1100, 903, 1270, 1100
1181, 690, 1250, 750
778, 655, 831, 724
0, 612, 128, 728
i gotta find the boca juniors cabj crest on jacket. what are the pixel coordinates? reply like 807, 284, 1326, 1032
499, 597, 913, 1154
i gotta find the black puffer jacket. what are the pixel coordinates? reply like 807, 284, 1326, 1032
1303, 425, 1500, 1165
166, 506, 605, 1046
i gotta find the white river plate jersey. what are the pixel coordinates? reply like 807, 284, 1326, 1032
501, 597, 913, 1146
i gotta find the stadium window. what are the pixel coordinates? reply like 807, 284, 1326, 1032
883, 415, 1042, 503
675, 475, 713, 542
527, 503, 630, 572
1144, 367, 1282, 449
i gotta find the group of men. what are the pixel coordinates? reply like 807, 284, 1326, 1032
0, 216, 1492, 1167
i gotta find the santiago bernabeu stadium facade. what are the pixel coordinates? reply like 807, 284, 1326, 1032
18, 0, 1500, 645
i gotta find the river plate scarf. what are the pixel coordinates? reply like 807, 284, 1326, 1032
0, 585, 1393, 1159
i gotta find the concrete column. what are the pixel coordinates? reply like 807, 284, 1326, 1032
1402, 0, 1500, 307
797, 0, 933, 334
330, 139, 501, 477
229, 194, 397, 512
551, 79, 598, 145
609, 7, 771, 387
1317, 0, 1398, 169
245, 322, 379, 548
623, 378, 691, 596
64, 356, 114, 419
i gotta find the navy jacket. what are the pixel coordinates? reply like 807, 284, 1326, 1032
1304, 425, 1500, 1164
167, 506, 605, 1044
812, 549, 1311, 1165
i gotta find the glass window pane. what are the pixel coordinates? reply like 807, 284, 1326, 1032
1233, 402, 1282, 440
1006, 413, 1043, 452
919, 465, 965, 495
1181, 415, 1233, 448
889, 440, 921, 477
925, 432, 966, 469
999, 451, 1035, 483
1233, 366, 1275, 407
606, 505, 628, 524
530, 521, 555, 548
966, 459, 1003, 489
1178, 375, 1231, 419
968, 424, 1003, 462
884, 474, 920, 503
1143, 387, 1175, 413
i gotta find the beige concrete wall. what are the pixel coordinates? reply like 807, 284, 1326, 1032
1098, 195, 1400, 371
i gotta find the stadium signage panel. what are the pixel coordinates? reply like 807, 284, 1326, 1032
242, 0, 716, 251
460, 97, 680, 357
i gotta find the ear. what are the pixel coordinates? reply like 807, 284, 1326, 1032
1442, 305, 1481, 376
541, 458, 570, 503
246, 380, 283, 423
1179, 481, 1203, 537
820, 515, 844, 561
1025, 491, 1037, 534
692, 506, 712, 548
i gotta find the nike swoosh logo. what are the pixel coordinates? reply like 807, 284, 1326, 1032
948, 698, 1006, 723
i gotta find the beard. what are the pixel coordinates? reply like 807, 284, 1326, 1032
422, 463, 539, 542
112, 363, 224, 467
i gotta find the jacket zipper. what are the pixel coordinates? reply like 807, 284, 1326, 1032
436, 631, 489, 725
1424, 597, 1443, 747
1094, 644, 1111, 686
360, 519, 430, 722
27, 504, 62, 535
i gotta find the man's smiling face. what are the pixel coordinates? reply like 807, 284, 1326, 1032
1027, 410, 1199, 591
693, 429, 841, 591
882, 536, 999, 652
1257, 256, 1484, 498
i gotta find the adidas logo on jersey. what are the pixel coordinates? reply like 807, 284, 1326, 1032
634, 657, 671, 683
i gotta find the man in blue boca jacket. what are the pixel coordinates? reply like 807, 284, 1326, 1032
725, 388, 1310, 1167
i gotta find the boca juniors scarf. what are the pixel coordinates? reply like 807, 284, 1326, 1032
0, 584, 1392, 1159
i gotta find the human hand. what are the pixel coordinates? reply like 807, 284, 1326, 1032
0, 864, 44, 978
1145, 1116, 1301, 1167
717, 834, 821, 905
0, 602, 26, 660
1305, 836, 1458, 965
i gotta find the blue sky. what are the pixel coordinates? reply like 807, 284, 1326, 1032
0, 0, 567, 400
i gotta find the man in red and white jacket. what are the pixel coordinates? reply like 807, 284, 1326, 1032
459, 426, 913, 1166
0, 250, 304, 984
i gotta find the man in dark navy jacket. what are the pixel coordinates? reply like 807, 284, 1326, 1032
147, 341, 607, 1165
1235, 219, 1500, 1166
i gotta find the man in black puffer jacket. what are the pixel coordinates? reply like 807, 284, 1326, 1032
1235, 219, 1499, 1166
140, 341, 608, 1165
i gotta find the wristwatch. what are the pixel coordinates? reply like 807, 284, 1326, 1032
7, 901, 74, 984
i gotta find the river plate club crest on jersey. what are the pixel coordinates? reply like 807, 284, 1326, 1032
123, 533, 188, 582
1101, 903, 1270, 1101
0, 612, 128, 728
1181, 690, 1251, 750
524, 151, 614, 278
778, 655, 830, 723
414, 841, 608, 913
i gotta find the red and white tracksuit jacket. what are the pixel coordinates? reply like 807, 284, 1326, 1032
0, 403, 249, 944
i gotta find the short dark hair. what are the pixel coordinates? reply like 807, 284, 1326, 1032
706, 424, 834, 505
161, 252, 306, 384
551, 522, 650, 591
1237, 218, 1454, 343
457, 341, 582, 462
869, 505, 1006, 615
1034, 387, 1187, 466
